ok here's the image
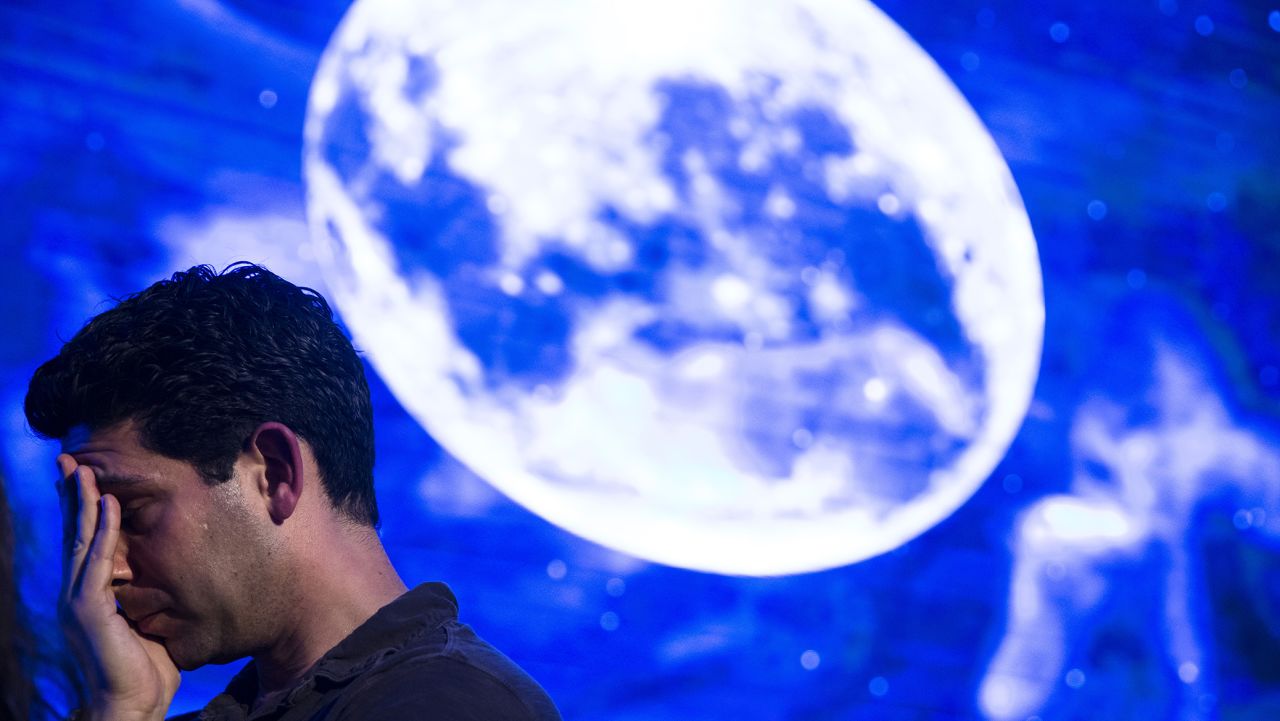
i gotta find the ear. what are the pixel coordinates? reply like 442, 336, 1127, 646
246, 422, 305, 525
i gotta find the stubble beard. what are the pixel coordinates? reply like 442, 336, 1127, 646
167, 487, 284, 670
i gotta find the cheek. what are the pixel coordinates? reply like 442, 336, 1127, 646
131, 515, 216, 581
133, 534, 192, 574
201, 505, 274, 581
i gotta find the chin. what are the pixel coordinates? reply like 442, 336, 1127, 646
166, 636, 245, 671
173, 655, 206, 672
164, 641, 209, 671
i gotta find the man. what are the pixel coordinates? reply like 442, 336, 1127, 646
25, 263, 561, 721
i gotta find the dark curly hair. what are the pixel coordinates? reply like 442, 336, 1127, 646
24, 263, 378, 527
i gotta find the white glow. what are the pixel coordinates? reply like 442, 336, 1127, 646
1038, 500, 1132, 543
546, 559, 568, 579
862, 377, 889, 403
676, 349, 727, 381
791, 428, 814, 449
1178, 662, 1199, 684
809, 273, 855, 321
980, 345, 1280, 720
765, 187, 797, 219
499, 272, 525, 296
486, 194, 510, 215
712, 274, 752, 311
157, 208, 327, 294
800, 650, 821, 670
535, 271, 565, 295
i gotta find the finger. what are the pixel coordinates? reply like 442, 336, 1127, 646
57, 454, 78, 572
75, 494, 120, 597
65, 466, 102, 596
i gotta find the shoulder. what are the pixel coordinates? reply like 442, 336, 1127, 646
328, 622, 561, 721
331, 652, 562, 721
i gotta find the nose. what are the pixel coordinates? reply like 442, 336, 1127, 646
110, 534, 133, 587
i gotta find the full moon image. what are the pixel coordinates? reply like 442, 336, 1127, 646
303, 0, 1044, 576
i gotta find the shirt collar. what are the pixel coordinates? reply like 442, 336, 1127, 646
200, 582, 459, 719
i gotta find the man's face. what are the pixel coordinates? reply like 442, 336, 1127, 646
64, 420, 278, 670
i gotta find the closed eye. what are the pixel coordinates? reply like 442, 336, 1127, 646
120, 503, 152, 534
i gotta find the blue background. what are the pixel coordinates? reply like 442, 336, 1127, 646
2, 1, 1279, 719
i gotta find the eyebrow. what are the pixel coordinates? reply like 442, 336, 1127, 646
94, 473, 152, 490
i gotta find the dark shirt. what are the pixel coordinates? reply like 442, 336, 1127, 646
170, 583, 561, 721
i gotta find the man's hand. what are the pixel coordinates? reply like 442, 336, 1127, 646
58, 454, 180, 721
